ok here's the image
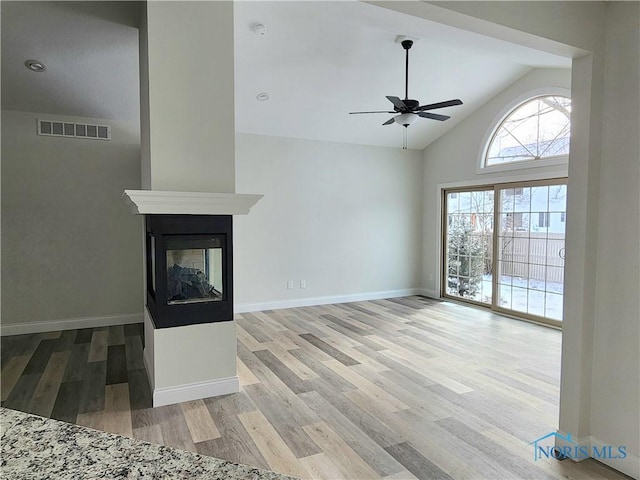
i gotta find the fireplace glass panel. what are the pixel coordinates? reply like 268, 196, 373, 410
165, 235, 224, 305
150, 235, 156, 294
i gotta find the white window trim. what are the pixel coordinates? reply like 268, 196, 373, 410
477, 87, 571, 175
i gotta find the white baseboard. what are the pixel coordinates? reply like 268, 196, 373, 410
555, 431, 639, 478
234, 288, 426, 313
554, 430, 590, 461
590, 436, 639, 479
0, 313, 143, 336
152, 376, 239, 407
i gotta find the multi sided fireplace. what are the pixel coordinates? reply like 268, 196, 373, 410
145, 214, 233, 329
123, 190, 261, 405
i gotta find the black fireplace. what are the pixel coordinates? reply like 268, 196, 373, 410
145, 215, 233, 329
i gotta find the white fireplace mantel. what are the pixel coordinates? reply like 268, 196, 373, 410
122, 190, 263, 215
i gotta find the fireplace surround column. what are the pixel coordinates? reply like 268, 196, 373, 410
123, 1, 262, 407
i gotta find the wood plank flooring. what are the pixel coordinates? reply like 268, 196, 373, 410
1, 297, 629, 479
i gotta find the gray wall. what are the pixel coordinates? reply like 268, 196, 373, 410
1, 110, 143, 327
234, 133, 424, 308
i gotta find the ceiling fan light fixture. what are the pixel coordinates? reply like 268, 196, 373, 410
394, 113, 418, 127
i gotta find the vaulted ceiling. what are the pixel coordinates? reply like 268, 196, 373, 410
234, 2, 570, 149
2, 1, 571, 150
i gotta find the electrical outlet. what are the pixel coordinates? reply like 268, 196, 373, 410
287, 280, 294, 290
300, 280, 307, 289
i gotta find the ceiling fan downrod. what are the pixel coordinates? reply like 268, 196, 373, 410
402, 39, 413, 101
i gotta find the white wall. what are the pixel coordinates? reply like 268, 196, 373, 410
141, 1, 235, 193
234, 133, 423, 309
1, 110, 142, 328
421, 68, 571, 296
590, 0, 640, 463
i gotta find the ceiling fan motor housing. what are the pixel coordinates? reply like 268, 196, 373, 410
398, 99, 419, 111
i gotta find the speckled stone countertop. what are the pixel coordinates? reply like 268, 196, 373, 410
0, 407, 297, 479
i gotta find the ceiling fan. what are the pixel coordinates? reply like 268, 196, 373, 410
350, 38, 463, 128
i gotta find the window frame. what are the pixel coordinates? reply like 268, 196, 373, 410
477, 88, 571, 175
440, 177, 567, 329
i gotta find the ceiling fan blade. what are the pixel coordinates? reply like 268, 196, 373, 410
382, 117, 396, 126
416, 99, 463, 111
418, 112, 450, 121
386, 96, 408, 111
349, 111, 396, 114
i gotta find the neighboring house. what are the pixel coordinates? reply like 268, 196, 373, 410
447, 185, 567, 234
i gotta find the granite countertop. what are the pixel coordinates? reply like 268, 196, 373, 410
0, 407, 297, 480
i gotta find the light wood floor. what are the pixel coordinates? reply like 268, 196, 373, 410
1, 297, 629, 479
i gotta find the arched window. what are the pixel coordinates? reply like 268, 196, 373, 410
485, 95, 571, 167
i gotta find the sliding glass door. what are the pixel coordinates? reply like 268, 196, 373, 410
442, 179, 566, 327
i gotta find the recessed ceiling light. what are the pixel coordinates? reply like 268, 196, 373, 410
25, 60, 46, 72
256, 92, 270, 102
252, 23, 267, 36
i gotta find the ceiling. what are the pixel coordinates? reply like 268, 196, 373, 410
1, 1, 141, 122
1, 1, 571, 150
234, 1, 570, 150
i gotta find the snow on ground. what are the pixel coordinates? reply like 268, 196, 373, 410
447, 274, 564, 321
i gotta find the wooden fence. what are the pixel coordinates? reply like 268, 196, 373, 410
466, 232, 565, 283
